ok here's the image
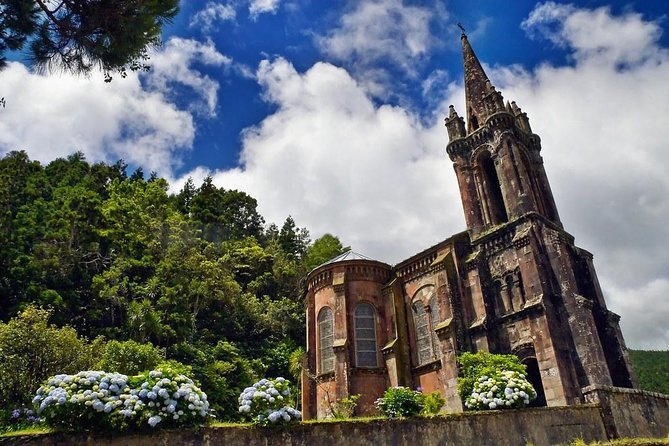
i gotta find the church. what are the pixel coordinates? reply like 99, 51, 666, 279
301, 32, 636, 419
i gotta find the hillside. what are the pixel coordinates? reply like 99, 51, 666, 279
629, 350, 669, 394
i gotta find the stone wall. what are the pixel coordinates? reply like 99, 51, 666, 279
583, 385, 669, 439
0, 406, 608, 446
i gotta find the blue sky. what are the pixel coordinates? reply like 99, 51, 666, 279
1, 1, 669, 348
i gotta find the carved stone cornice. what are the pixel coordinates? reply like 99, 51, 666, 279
351, 367, 387, 376
574, 294, 594, 309
381, 339, 397, 358
332, 339, 347, 352
434, 317, 454, 339
412, 358, 442, 375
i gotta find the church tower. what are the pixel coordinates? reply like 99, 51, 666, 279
445, 33, 560, 237
445, 32, 636, 404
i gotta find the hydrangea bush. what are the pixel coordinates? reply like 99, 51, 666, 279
464, 370, 537, 410
375, 387, 425, 418
238, 377, 301, 425
33, 367, 210, 432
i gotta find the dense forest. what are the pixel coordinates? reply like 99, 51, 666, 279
0, 150, 347, 420
628, 350, 669, 395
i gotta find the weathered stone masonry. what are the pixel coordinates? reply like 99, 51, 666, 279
302, 33, 636, 419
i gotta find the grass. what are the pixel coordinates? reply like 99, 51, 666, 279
0, 426, 51, 437
570, 436, 669, 446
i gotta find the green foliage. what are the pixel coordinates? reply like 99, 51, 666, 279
0, 0, 179, 80
0, 306, 98, 409
303, 234, 348, 271
97, 340, 165, 376
456, 352, 526, 403
329, 394, 360, 419
166, 341, 261, 421
628, 350, 669, 395
421, 391, 446, 416
375, 387, 425, 418
0, 152, 346, 425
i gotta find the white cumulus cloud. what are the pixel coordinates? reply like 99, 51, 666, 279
0, 38, 228, 177
249, 0, 281, 20
190, 2, 237, 32
317, 0, 439, 95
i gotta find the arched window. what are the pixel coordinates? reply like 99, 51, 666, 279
469, 108, 479, 130
318, 307, 335, 374
479, 152, 508, 224
412, 301, 434, 365
354, 303, 378, 367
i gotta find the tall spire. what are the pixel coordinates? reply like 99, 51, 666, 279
460, 33, 504, 133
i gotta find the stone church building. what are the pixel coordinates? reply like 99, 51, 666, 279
301, 33, 636, 419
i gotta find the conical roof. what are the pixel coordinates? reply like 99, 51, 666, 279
313, 250, 377, 270
461, 33, 492, 132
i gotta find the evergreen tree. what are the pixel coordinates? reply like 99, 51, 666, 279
0, 0, 180, 81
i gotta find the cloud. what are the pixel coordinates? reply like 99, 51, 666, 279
146, 38, 231, 117
249, 0, 281, 20
317, 0, 438, 92
0, 38, 227, 177
521, 1, 663, 65
174, 57, 464, 262
174, 3, 669, 349
190, 2, 237, 33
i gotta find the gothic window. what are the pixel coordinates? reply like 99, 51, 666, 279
318, 307, 335, 374
470, 108, 479, 130
412, 300, 435, 365
354, 303, 378, 368
479, 151, 508, 224
510, 270, 526, 311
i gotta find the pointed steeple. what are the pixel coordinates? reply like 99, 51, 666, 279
461, 33, 504, 133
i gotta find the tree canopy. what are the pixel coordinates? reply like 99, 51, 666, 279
0, 0, 179, 80
0, 151, 348, 419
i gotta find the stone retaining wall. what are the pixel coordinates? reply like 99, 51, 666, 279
0, 406, 607, 446
583, 385, 669, 439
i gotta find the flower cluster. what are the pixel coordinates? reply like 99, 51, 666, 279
32, 368, 210, 431
464, 370, 537, 410
7, 407, 41, 426
375, 386, 425, 418
238, 377, 301, 425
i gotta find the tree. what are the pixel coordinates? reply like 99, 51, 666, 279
303, 234, 348, 271
0, 306, 100, 408
0, 0, 179, 81
278, 216, 310, 259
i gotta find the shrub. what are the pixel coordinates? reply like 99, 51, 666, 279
464, 370, 537, 410
422, 391, 446, 416
328, 394, 360, 419
238, 377, 301, 425
168, 341, 260, 420
33, 367, 210, 432
98, 340, 165, 375
457, 352, 526, 404
0, 407, 41, 432
0, 306, 99, 410
375, 387, 425, 418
